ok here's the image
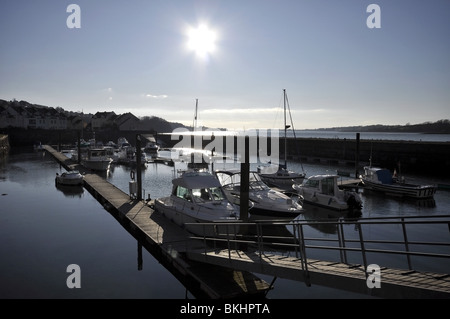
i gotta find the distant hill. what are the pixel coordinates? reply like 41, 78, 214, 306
315, 120, 450, 134
138, 115, 187, 133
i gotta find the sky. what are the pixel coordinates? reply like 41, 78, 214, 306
1, 0, 449, 130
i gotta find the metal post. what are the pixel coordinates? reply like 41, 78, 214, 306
77, 131, 81, 164
136, 134, 142, 200
257, 222, 263, 261
291, 223, 299, 259
338, 218, 348, 264
357, 222, 368, 273
401, 217, 412, 270
297, 223, 311, 287
240, 136, 250, 222
58, 131, 61, 152
355, 133, 360, 178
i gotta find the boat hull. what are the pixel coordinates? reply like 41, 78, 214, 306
154, 197, 241, 238
55, 172, 84, 186
82, 159, 112, 171
299, 196, 355, 211
292, 174, 363, 212
227, 195, 303, 221
362, 179, 437, 199
56, 178, 83, 186
247, 206, 302, 221
259, 174, 305, 191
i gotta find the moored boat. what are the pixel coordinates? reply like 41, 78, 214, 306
292, 174, 363, 211
257, 89, 306, 191
154, 170, 241, 237
214, 169, 304, 221
257, 163, 305, 192
55, 170, 84, 186
143, 135, 160, 154
361, 166, 437, 199
81, 148, 113, 172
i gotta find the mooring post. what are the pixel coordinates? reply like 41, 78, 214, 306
240, 135, 250, 222
355, 133, 360, 178
77, 131, 81, 164
136, 134, 142, 200
58, 131, 61, 152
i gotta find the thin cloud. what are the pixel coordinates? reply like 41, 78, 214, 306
202, 107, 327, 115
145, 94, 168, 99
203, 107, 281, 114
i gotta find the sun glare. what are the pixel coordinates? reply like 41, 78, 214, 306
187, 24, 217, 58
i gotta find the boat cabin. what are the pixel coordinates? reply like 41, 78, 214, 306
87, 148, 108, 159
172, 171, 228, 204
302, 174, 340, 196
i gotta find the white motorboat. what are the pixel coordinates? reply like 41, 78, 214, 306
257, 89, 306, 191
154, 170, 241, 237
55, 170, 84, 186
81, 148, 113, 172
214, 169, 304, 221
143, 135, 159, 154
361, 166, 437, 199
292, 174, 363, 211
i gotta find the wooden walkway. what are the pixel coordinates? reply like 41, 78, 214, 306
44, 145, 450, 299
44, 145, 271, 299
186, 247, 450, 299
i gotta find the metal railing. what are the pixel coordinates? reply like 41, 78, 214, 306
186, 214, 450, 279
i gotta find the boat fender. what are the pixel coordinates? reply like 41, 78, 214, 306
130, 170, 135, 180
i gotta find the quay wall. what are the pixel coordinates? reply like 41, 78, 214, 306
165, 135, 450, 178
285, 137, 450, 177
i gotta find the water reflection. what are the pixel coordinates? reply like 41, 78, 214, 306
361, 188, 436, 208
55, 183, 85, 198
298, 205, 362, 235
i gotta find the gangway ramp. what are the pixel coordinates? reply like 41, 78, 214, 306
185, 216, 450, 299
187, 247, 450, 298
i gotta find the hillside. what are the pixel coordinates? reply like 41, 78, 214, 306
315, 120, 450, 134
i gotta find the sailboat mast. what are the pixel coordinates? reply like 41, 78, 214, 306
283, 89, 287, 169
193, 98, 198, 131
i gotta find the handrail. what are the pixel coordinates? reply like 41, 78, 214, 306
186, 214, 450, 279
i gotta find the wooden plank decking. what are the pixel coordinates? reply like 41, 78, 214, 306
186, 248, 450, 299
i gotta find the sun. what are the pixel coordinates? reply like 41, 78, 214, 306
187, 24, 217, 58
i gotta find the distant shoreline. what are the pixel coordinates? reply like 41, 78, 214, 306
309, 120, 450, 134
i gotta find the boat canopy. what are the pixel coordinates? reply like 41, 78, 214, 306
306, 174, 338, 180
215, 169, 263, 187
173, 171, 221, 189
375, 169, 394, 185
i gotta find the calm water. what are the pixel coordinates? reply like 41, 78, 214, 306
1, 146, 449, 300
192, 130, 450, 142
291, 130, 450, 142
